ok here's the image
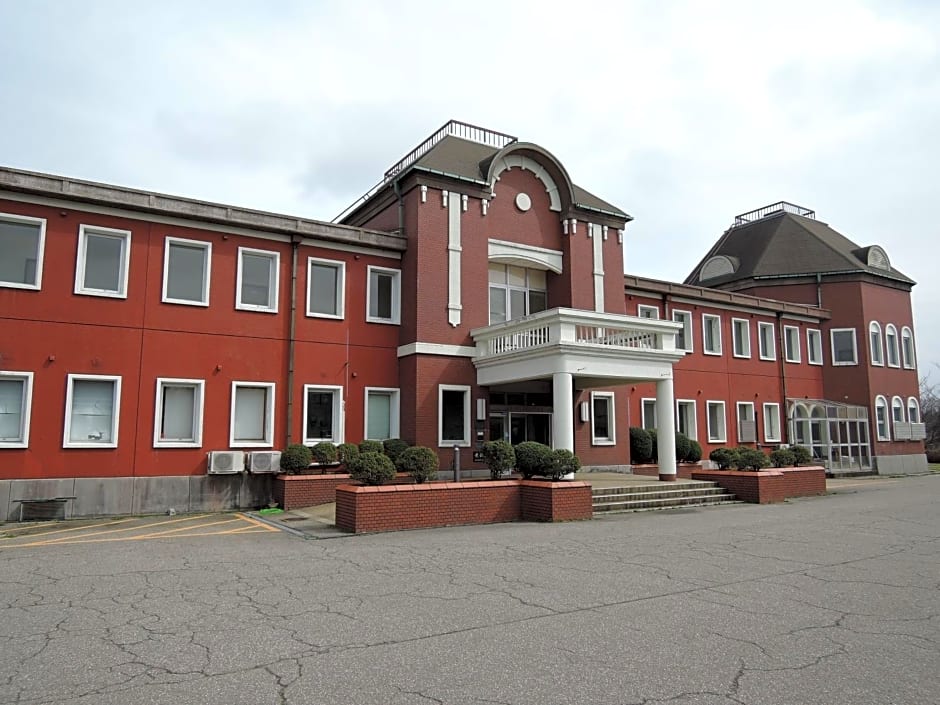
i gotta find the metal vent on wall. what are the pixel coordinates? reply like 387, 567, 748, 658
207, 451, 245, 474
248, 451, 282, 474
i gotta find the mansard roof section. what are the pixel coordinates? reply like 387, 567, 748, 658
0, 165, 407, 252
685, 204, 914, 288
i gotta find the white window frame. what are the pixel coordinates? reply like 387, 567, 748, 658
706, 401, 727, 443
874, 395, 890, 441
235, 246, 279, 313
676, 399, 697, 440
63, 374, 121, 449
162, 236, 212, 307
366, 265, 402, 325
438, 384, 471, 447
364, 387, 400, 441
641, 398, 657, 430
831, 328, 859, 366
762, 403, 781, 443
302, 384, 344, 445
672, 309, 693, 353
153, 378, 205, 448
901, 327, 915, 369
74, 224, 132, 298
736, 401, 756, 443
891, 395, 905, 425
731, 318, 751, 359
637, 304, 659, 319
907, 397, 921, 424
807, 329, 823, 365
869, 321, 884, 366
0, 371, 33, 448
230, 381, 276, 448
702, 314, 722, 356
0, 212, 46, 291
783, 325, 801, 363
306, 256, 346, 319
758, 321, 776, 361
885, 324, 900, 368
590, 391, 616, 445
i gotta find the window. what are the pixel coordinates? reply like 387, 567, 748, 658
75, 225, 131, 298
885, 324, 899, 367
0, 371, 33, 447
807, 329, 823, 365
153, 378, 204, 447
672, 310, 692, 352
702, 314, 722, 355
908, 397, 921, 424
439, 385, 470, 446
64, 375, 121, 448
706, 401, 726, 443
365, 387, 400, 441
732, 318, 751, 358
303, 385, 343, 444
758, 322, 775, 361
307, 257, 345, 318
0, 213, 45, 290
367, 266, 401, 324
488, 264, 547, 324
869, 322, 884, 366
831, 329, 858, 366
641, 398, 657, 430
874, 395, 889, 441
763, 403, 781, 443
230, 382, 275, 447
736, 402, 756, 442
676, 400, 697, 440
591, 391, 615, 445
163, 237, 211, 306
236, 247, 279, 313
901, 327, 915, 369
637, 304, 659, 319
891, 396, 905, 424
783, 325, 801, 363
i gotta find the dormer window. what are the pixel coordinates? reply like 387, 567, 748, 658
699, 255, 737, 282
867, 246, 890, 270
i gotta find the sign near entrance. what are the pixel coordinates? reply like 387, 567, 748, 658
473, 451, 485, 463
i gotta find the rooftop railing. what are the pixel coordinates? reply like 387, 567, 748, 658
734, 202, 815, 226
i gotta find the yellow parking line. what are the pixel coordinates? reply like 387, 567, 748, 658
234, 513, 280, 532
133, 517, 242, 539
35, 514, 212, 544
0, 517, 135, 539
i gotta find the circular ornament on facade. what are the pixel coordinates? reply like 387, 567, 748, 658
515, 192, 532, 212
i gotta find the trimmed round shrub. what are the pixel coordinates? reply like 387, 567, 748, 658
383, 438, 411, 465
709, 447, 739, 470
648, 429, 659, 463
790, 445, 813, 466
629, 427, 653, 464
358, 440, 384, 455
310, 441, 338, 465
675, 432, 692, 463
396, 446, 439, 483
337, 442, 359, 466
482, 440, 515, 480
547, 449, 581, 480
686, 439, 703, 463
514, 441, 554, 479
770, 448, 795, 468
348, 451, 396, 486
735, 447, 770, 471
279, 444, 312, 474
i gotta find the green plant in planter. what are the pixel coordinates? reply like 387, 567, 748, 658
734, 447, 770, 471
337, 442, 359, 466
648, 429, 659, 463
396, 446, 439, 483
674, 432, 692, 463
383, 438, 411, 465
790, 445, 813, 466
481, 440, 515, 480
770, 448, 795, 468
547, 449, 581, 480
685, 439, 703, 463
629, 427, 653, 464
514, 441, 553, 479
358, 439, 384, 455
280, 444, 312, 474
310, 441, 338, 465
348, 451, 396, 486
709, 447, 739, 470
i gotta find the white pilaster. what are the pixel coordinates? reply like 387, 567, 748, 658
656, 377, 677, 480
592, 223, 605, 312
447, 191, 462, 327
553, 372, 574, 452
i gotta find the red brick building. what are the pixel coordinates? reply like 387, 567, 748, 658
0, 121, 926, 518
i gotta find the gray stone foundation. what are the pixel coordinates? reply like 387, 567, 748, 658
874, 454, 929, 475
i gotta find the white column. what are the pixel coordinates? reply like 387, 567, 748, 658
656, 377, 677, 481
553, 372, 574, 452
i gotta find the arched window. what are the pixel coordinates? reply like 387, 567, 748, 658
907, 397, 921, 424
891, 396, 905, 423
885, 324, 900, 367
869, 322, 883, 366
874, 396, 889, 441
901, 327, 915, 369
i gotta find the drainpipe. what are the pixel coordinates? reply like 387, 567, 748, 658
286, 236, 300, 445
815, 273, 823, 308
393, 178, 404, 235
776, 312, 789, 444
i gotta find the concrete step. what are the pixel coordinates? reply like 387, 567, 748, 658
591, 481, 718, 498
592, 487, 731, 503
593, 493, 741, 513
826, 469, 877, 478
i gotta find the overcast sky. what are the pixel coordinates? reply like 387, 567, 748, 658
2, 1, 938, 377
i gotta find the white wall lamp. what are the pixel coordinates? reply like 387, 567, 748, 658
476, 398, 487, 421
579, 401, 590, 423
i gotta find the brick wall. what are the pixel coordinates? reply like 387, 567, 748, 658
273, 474, 352, 510
691, 466, 826, 503
632, 464, 703, 479
520, 481, 593, 521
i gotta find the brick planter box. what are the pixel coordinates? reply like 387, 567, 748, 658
690, 466, 827, 504
632, 463, 703, 480
273, 473, 353, 510
335, 480, 593, 533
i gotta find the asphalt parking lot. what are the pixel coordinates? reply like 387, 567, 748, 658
1, 474, 938, 705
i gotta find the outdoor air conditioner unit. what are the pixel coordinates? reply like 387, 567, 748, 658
207, 451, 246, 474
248, 451, 282, 474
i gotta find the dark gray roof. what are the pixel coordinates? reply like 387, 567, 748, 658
685, 211, 914, 286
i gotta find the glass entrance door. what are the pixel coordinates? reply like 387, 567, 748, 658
509, 413, 552, 446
